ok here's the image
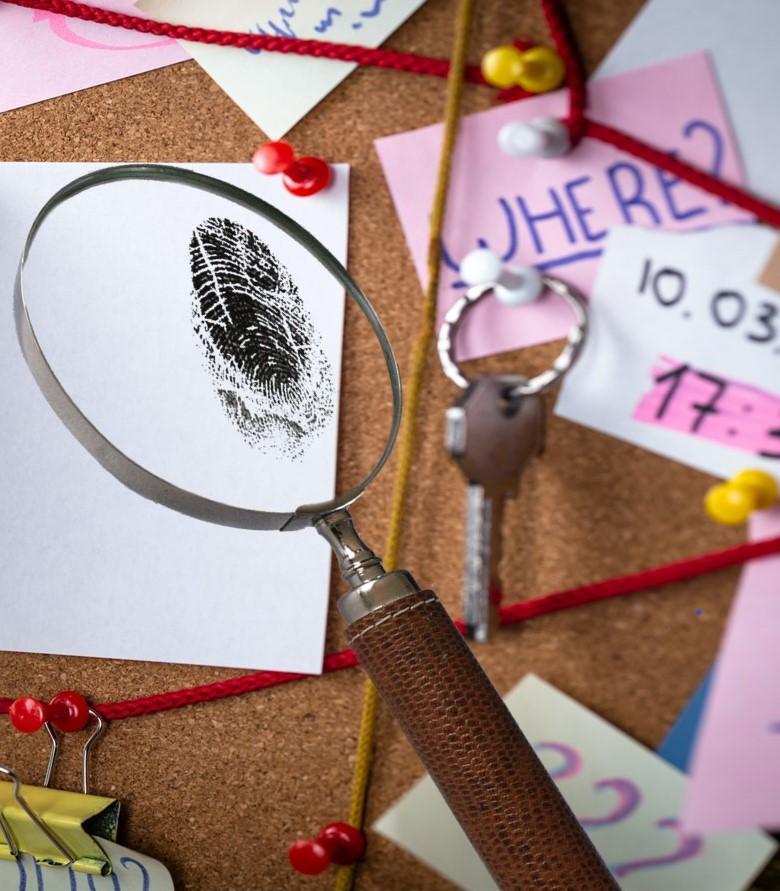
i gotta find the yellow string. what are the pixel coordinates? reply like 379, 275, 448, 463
333, 2, 475, 888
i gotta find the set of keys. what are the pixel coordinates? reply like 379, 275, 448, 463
438, 275, 588, 641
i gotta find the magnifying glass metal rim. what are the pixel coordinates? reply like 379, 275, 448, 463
14, 163, 402, 532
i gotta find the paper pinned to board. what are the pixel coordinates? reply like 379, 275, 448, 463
555, 224, 780, 480
375, 52, 749, 361
0, 839, 174, 889
375, 674, 776, 891
0, 161, 349, 674
0, 0, 186, 113
596, 0, 780, 205
135, 0, 427, 139
683, 508, 780, 833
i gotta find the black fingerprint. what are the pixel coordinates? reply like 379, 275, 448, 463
189, 217, 334, 460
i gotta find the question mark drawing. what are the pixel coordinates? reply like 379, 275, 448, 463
611, 817, 703, 879
534, 741, 703, 878
681, 120, 724, 180
534, 741, 582, 779
579, 779, 642, 828
534, 744, 641, 826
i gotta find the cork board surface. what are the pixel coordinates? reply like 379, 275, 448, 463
0, 1, 756, 889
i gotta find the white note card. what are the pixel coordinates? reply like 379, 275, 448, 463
555, 225, 780, 480
135, 0, 428, 139
0, 839, 174, 890
374, 675, 776, 891
0, 161, 349, 673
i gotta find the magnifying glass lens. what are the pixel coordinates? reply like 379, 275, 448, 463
22, 170, 389, 518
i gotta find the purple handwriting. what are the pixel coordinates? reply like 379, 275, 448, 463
534, 741, 582, 779
612, 818, 703, 878
440, 119, 726, 287
246, 0, 391, 49
534, 741, 704, 878
579, 779, 642, 828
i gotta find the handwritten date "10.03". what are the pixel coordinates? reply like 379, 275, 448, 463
637, 258, 780, 352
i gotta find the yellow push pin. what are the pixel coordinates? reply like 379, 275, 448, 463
515, 46, 566, 94
481, 45, 525, 89
704, 468, 778, 525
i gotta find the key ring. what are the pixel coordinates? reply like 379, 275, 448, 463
437, 275, 588, 397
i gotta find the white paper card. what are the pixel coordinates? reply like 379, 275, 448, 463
0, 161, 349, 673
555, 225, 780, 480
0, 839, 174, 890
135, 0, 428, 139
374, 675, 776, 891
597, 0, 780, 204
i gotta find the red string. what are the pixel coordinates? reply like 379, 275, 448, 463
6, 0, 780, 228
585, 120, 780, 228
2, 534, 777, 722
540, 0, 587, 144
3, 0, 486, 84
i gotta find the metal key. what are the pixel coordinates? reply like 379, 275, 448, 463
446, 375, 545, 642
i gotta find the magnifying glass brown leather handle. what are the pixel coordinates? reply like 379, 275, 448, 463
347, 588, 618, 890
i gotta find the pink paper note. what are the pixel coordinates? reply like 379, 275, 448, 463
683, 508, 780, 832
0, 1, 187, 113
634, 356, 780, 460
375, 53, 750, 361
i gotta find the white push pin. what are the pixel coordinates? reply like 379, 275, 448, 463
497, 116, 570, 159
459, 248, 543, 306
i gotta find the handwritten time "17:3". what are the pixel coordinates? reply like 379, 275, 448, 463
637, 258, 780, 350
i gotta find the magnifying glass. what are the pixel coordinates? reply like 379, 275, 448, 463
15, 165, 615, 890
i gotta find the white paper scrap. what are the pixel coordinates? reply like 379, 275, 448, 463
135, 0, 428, 139
555, 225, 780, 480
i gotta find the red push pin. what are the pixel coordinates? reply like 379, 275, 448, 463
288, 822, 366, 875
252, 140, 295, 175
252, 141, 332, 197
8, 697, 47, 734
9, 691, 91, 734
283, 157, 332, 197
288, 839, 331, 876
48, 691, 91, 733
317, 822, 366, 865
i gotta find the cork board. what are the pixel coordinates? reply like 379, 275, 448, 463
0, 1, 758, 889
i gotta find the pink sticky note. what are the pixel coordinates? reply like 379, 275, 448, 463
683, 508, 780, 832
634, 356, 780, 460
0, 1, 187, 113
375, 53, 750, 361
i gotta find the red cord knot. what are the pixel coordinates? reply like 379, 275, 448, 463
564, 114, 587, 149
9, 691, 91, 734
